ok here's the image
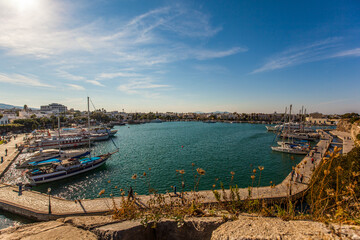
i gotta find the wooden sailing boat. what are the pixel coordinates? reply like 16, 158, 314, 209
26, 97, 119, 185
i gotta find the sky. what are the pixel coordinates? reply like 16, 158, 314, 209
0, 0, 359, 114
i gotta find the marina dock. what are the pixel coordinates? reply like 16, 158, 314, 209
0, 131, 354, 221
0, 134, 26, 178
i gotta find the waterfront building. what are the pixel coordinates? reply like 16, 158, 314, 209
306, 117, 338, 125
0, 116, 9, 125
40, 103, 67, 113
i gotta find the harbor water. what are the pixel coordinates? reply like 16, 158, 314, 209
1, 122, 304, 229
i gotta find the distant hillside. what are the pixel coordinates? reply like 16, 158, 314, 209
0, 103, 22, 109
0, 103, 38, 110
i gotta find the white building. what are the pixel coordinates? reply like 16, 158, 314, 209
40, 103, 67, 113
0, 115, 9, 125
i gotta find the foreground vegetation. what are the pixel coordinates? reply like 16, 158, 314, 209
97, 146, 359, 227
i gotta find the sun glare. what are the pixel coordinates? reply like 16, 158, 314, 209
9, 0, 39, 12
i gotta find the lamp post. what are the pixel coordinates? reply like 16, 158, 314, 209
47, 188, 52, 215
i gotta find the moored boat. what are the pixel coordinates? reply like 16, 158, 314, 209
26, 151, 117, 184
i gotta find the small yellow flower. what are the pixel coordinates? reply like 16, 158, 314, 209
253, 169, 256, 174
192, 163, 195, 167
230, 171, 235, 175
110, 193, 113, 197
251, 175, 255, 180
107, 180, 111, 183
131, 174, 137, 180
336, 166, 343, 172
196, 168, 206, 175
212, 184, 216, 188
258, 166, 264, 171
98, 189, 105, 196
115, 186, 118, 189
179, 170, 185, 174
143, 172, 146, 176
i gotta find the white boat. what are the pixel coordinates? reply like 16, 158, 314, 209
17, 149, 90, 169
26, 152, 116, 184
271, 105, 309, 155
281, 132, 319, 141
25, 97, 119, 185
271, 142, 309, 154
29, 136, 90, 150
150, 119, 162, 123
90, 133, 109, 141
266, 123, 313, 132
89, 127, 118, 137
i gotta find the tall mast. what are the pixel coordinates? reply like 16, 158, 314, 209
58, 116, 61, 153
87, 97, 91, 156
288, 104, 292, 138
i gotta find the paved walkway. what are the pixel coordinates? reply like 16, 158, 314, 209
330, 130, 355, 154
0, 132, 334, 220
0, 134, 26, 178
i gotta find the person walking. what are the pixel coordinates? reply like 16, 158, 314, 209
291, 170, 295, 181
5, 148, 7, 156
300, 174, 304, 183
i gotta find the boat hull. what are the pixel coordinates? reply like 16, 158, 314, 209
27, 155, 110, 185
271, 146, 308, 154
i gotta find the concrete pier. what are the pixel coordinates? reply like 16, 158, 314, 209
0, 134, 26, 178
0, 130, 354, 221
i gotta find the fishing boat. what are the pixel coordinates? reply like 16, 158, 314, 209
25, 97, 119, 185
88, 127, 118, 137
28, 136, 90, 150
26, 151, 117, 184
271, 142, 309, 154
17, 149, 90, 169
280, 132, 319, 141
271, 105, 310, 155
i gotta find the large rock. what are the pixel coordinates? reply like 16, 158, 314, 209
211, 215, 360, 240
0, 221, 97, 240
93, 217, 223, 240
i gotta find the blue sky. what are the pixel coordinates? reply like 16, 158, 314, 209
0, 0, 359, 114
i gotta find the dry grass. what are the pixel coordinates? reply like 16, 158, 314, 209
105, 146, 360, 226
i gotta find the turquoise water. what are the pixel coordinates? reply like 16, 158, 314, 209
1, 122, 304, 229
33, 122, 303, 199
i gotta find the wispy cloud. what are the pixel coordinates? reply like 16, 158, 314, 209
97, 72, 142, 79
56, 70, 85, 81
67, 84, 85, 91
332, 48, 360, 58
252, 38, 342, 73
86, 80, 105, 87
117, 78, 171, 95
0, 73, 53, 88
0, 1, 244, 98
0, 2, 242, 65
